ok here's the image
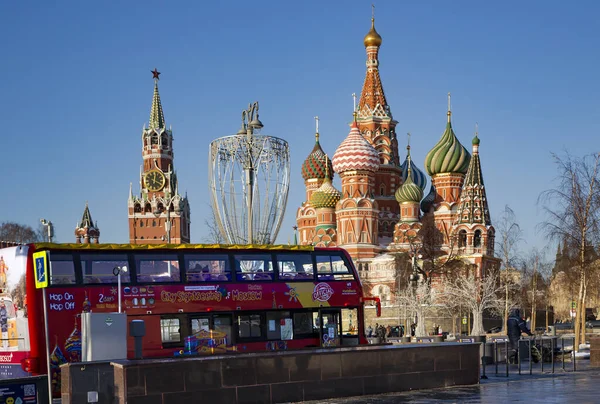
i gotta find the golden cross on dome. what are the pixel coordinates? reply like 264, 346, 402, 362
314, 116, 319, 133
372, 4, 375, 20
475, 122, 479, 136
352, 93, 357, 112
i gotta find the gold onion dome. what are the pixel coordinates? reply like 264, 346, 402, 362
311, 178, 342, 209
395, 167, 424, 204
364, 18, 382, 47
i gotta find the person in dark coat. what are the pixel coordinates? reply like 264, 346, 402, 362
507, 309, 533, 363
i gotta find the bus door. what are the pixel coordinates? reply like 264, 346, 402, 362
318, 309, 341, 347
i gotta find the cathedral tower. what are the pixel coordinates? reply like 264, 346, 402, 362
128, 70, 191, 244
356, 14, 402, 239
424, 94, 470, 246
332, 114, 380, 259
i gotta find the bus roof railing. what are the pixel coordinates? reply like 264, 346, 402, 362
29, 243, 318, 252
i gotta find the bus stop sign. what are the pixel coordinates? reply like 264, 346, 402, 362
33, 251, 48, 289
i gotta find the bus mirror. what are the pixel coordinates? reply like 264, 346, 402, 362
362, 297, 382, 317
21, 357, 39, 373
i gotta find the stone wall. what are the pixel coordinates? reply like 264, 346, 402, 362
61, 343, 480, 403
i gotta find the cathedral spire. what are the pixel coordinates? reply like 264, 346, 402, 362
357, 11, 389, 119
455, 124, 490, 225
149, 68, 166, 130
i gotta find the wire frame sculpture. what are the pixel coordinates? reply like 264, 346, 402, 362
209, 102, 290, 245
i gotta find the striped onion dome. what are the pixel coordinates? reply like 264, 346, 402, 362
395, 161, 424, 203
332, 120, 380, 174
311, 178, 342, 208
420, 183, 436, 213
425, 115, 470, 176
301, 133, 333, 180
400, 145, 427, 190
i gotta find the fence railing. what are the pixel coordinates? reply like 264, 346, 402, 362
477, 335, 577, 378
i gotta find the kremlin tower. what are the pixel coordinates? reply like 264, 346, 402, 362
127, 70, 191, 244
75, 203, 100, 244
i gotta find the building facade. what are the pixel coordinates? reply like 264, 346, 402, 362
296, 16, 499, 308
128, 70, 191, 244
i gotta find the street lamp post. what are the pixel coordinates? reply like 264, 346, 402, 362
40, 219, 54, 242
236, 102, 263, 245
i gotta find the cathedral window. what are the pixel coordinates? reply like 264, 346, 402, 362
161, 135, 169, 148
152, 220, 157, 227
458, 230, 467, 248
474, 230, 482, 248
140, 221, 144, 228
141, 236, 144, 240
134, 203, 142, 213
380, 184, 385, 196
151, 134, 159, 145
145, 203, 152, 212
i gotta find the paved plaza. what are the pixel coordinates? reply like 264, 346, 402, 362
311, 364, 599, 404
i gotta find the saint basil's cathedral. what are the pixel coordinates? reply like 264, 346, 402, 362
296, 17, 499, 305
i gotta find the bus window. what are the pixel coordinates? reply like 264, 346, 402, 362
185, 254, 230, 282
341, 308, 358, 335
237, 313, 262, 338
293, 311, 315, 336
330, 255, 354, 280
49, 254, 76, 285
213, 315, 233, 343
276, 254, 314, 280
160, 317, 181, 344
316, 255, 354, 281
81, 254, 129, 284
135, 254, 180, 283
234, 254, 273, 281
315, 256, 334, 280
191, 317, 210, 334
266, 311, 293, 340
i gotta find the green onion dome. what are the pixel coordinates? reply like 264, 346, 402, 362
310, 178, 342, 209
301, 134, 333, 180
420, 183, 436, 213
472, 134, 480, 145
395, 164, 424, 204
425, 118, 470, 176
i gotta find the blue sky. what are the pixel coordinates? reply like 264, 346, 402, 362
1, 1, 599, 255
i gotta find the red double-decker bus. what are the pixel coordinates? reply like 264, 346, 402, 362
0, 243, 380, 396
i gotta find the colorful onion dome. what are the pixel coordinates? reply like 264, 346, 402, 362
332, 120, 380, 174
364, 18, 382, 47
472, 134, 480, 146
311, 178, 342, 209
50, 337, 68, 392
301, 132, 333, 180
395, 162, 424, 203
65, 318, 82, 362
425, 96, 470, 176
400, 145, 427, 190
420, 183, 437, 213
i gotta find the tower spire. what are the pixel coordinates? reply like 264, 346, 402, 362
149, 68, 166, 130
315, 116, 320, 142
447, 92, 452, 123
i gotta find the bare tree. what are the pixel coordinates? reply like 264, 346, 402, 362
202, 204, 226, 244
395, 281, 440, 337
494, 205, 524, 332
413, 213, 464, 283
439, 268, 505, 336
0, 222, 43, 244
538, 152, 600, 349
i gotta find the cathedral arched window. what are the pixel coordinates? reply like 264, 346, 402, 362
145, 203, 152, 213
140, 221, 144, 228
458, 230, 467, 248
380, 184, 385, 196
151, 134, 159, 145
474, 230, 482, 247
161, 135, 169, 149
134, 203, 142, 213
152, 220, 157, 227
157, 203, 164, 213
